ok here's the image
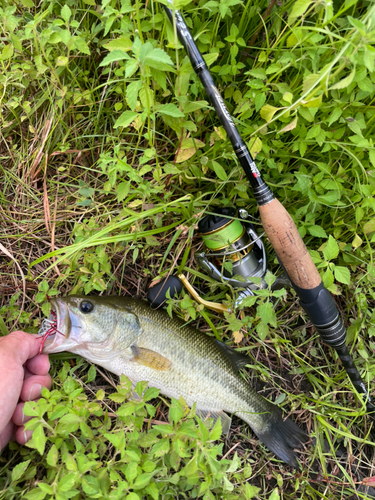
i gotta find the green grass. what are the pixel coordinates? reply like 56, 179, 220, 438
1, 0, 375, 498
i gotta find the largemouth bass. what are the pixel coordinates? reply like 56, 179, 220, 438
40, 295, 307, 467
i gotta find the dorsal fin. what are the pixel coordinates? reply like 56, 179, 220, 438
214, 340, 250, 372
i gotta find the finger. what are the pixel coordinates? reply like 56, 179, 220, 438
0, 331, 42, 366
20, 374, 52, 402
12, 401, 39, 427
15, 426, 33, 446
0, 420, 15, 451
0, 332, 42, 434
26, 354, 50, 376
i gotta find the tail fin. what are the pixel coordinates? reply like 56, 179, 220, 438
253, 411, 308, 468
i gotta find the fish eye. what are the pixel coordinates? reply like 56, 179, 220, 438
80, 300, 94, 314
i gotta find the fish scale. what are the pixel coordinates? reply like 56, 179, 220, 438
41, 295, 307, 468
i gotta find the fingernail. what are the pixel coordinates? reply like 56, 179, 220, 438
23, 431, 28, 444
29, 383, 42, 400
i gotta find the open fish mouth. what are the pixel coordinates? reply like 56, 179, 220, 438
38, 299, 69, 353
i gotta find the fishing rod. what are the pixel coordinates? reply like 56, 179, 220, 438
162, 3, 375, 417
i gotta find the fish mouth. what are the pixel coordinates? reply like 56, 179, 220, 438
39, 299, 75, 354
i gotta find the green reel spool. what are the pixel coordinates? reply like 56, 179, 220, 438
201, 217, 244, 250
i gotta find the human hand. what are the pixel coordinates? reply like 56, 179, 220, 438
0, 331, 52, 451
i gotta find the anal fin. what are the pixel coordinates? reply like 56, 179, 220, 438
131, 345, 172, 371
196, 409, 232, 434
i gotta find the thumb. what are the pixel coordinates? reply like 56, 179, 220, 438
0, 331, 42, 365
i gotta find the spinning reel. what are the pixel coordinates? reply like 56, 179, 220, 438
148, 207, 290, 311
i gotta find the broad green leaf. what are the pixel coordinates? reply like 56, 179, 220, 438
145, 48, 174, 69
114, 111, 139, 129
30, 425, 46, 455
73, 37, 90, 55
323, 235, 339, 261
254, 93, 266, 112
208, 416, 222, 441
324, 0, 333, 22
133, 472, 153, 490
369, 149, 375, 167
46, 445, 58, 467
82, 476, 100, 495
144, 387, 160, 401
87, 364, 96, 382
308, 225, 327, 238
210, 160, 227, 181
348, 16, 366, 32
56, 56, 68, 66
104, 36, 132, 52
328, 107, 342, 126
203, 52, 219, 67
364, 45, 375, 73
302, 73, 319, 94
37, 484, 53, 495
11, 460, 30, 482
117, 182, 130, 202
260, 104, 279, 122
125, 59, 139, 78
302, 94, 322, 108
169, 398, 184, 424
330, 67, 356, 90
184, 100, 208, 113
175, 138, 205, 163
279, 117, 298, 134
56, 413, 81, 435
256, 322, 268, 342
322, 268, 334, 288
257, 301, 277, 327
126, 493, 140, 500
151, 437, 170, 457
364, 219, 375, 234
244, 484, 261, 498
352, 233, 363, 249
25, 489, 46, 500
289, 0, 311, 20
57, 472, 79, 492
249, 137, 262, 157
249, 68, 266, 79
355, 206, 364, 224
1, 44, 14, 61
157, 103, 184, 117
145, 483, 159, 500
125, 461, 138, 483
334, 266, 350, 285
269, 488, 280, 500
61, 5, 71, 23
139, 86, 154, 113
100, 49, 129, 66
126, 80, 142, 111
60, 29, 71, 46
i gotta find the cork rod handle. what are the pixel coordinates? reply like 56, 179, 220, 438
259, 199, 321, 290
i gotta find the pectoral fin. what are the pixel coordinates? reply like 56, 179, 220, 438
196, 409, 232, 434
131, 346, 172, 371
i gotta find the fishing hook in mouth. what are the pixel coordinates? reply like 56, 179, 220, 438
38, 310, 65, 355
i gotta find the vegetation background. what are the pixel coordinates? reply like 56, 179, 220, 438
1, 0, 375, 498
